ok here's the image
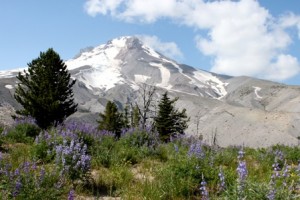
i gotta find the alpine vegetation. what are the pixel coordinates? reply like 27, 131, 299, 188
1, 117, 300, 199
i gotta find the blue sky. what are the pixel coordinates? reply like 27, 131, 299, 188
1, 0, 300, 85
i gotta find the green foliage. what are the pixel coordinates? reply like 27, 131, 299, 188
5, 123, 40, 144
91, 136, 116, 168
91, 130, 157, 168
0, 161, 66, 200
2, 119, 300, 199
132, 105, 140, 128
122, 105, 130, 129
98, 101, 123, 138
0, 126, 4, 147
14, 48, 77, 129
155, 92, 190, 142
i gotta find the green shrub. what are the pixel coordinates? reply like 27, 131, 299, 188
91, 136, 116, 168
5, 123, 40, 143
0, 160, 67, 199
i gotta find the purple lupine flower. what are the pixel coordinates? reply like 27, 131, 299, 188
274, 150, 284, 162
267, 151, 286, 200
267, 164, 277, 200
55, 137, 91, 181
267, 184, 276, 200
200, 175, 209, 200
297, 160, 300, 174
236, 147, 247, 197
218, 167, 226, 192
12, 178, 22, 197
68, 189, 75, 200
14, 168, 20, 176
237, 161, 247, 182
238, 148, 245, 160
188, 141, 205, 159
282, 162, 291, 187
23, 161, 30, 173
174, 144, 179, 153
31, 162, 37, 170
14, 116, 37, 125
36, 167, 46, 188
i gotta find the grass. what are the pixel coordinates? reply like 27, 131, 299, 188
1, 121, 300, 199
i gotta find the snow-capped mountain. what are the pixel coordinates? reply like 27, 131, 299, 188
1, 36, 300, 148
65, 36, 228, 99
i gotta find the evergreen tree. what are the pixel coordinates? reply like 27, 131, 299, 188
14, 48, 77, 129
122, 105, 130, 129
132, 105, 140, 128
155, 92, 189, 142
98, 101, 123, 138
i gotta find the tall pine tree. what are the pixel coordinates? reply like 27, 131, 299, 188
98, 101, 123, 138
132, 105, 140, 128
155, 92, 189, 142
14, 48, 77, 129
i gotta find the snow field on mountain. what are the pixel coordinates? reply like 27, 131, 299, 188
149, 62, 172, 89
134, 74, 151, 83
253, 86, 262, 99
65, 37, 129, 90
5, 85, 13, 89
193, 71, 228, 98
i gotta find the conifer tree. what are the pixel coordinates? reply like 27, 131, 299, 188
132, 105, 140, 128
155, 92, 189, 142
98, 101, 123, 138
122, 105, 130, 129
14, 48, 77, 129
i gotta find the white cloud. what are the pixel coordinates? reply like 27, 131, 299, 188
84, 0, 300, 81
84, 0, 123, 16
265, 54, 300, 80
137, 35, 183, 61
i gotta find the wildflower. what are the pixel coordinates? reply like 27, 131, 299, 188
200, 175, 209, 200
23, 161, 30, 173
282, 162, 291, 187
238, 148, 245, 160
267, 151, 287, 200
31, 162, 37, 170
14, 168, 20, 176
174, 144, 179, 153
218, 167, 225, 192
55, 138, 91, 181
38, 167, 46, 186
237, 161, 247, 182
236, 147, 247, 198
274, 150, 284, 162
68, 189, 75, 200
188, 141, 205, 159
267, 185, 276, 200
12, 178, 22, 197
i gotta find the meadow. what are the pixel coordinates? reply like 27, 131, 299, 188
0, 119, 300, 199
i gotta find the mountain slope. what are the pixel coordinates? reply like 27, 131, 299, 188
1, 36, 300, 147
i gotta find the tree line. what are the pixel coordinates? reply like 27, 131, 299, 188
14, 48, 189, 142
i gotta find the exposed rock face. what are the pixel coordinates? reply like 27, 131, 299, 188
1, 36, 300, 147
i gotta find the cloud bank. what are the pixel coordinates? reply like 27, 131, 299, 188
84, 0, 300, 81
137, 35, 183, 61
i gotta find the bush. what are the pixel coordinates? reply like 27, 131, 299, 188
5, 123, 41, 143
55, 138, 91, 182
0, 160, 67, 199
